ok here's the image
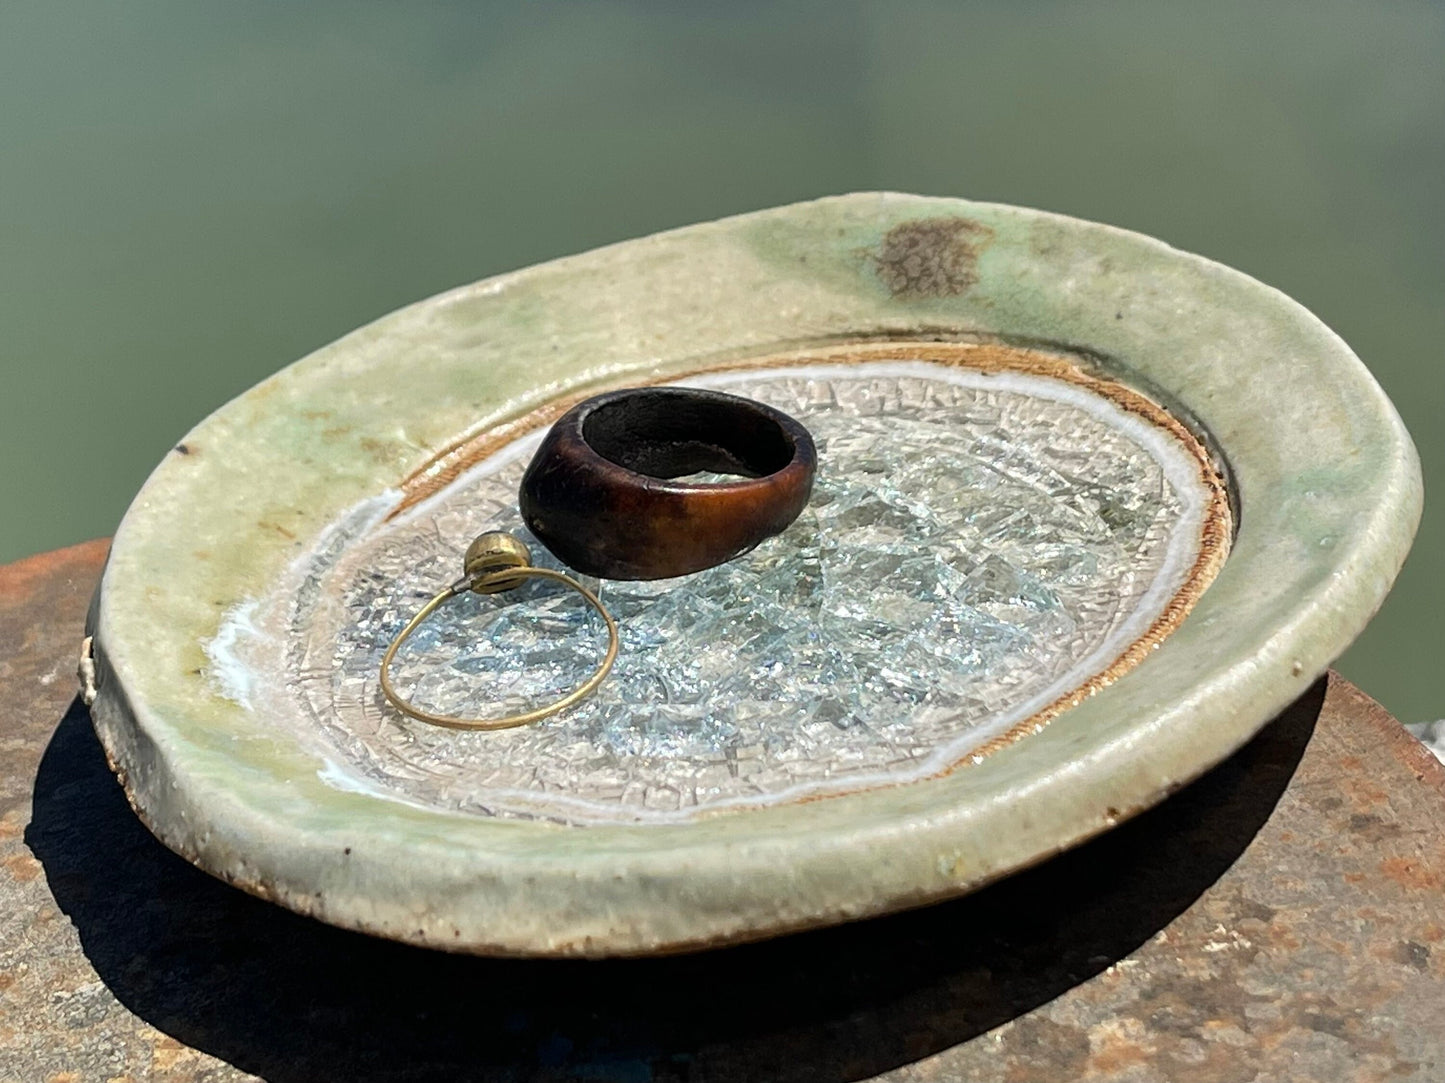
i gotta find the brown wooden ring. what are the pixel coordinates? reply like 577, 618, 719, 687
519, 386, 817, 580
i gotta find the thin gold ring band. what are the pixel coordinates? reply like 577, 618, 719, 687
379, 566, 618, 730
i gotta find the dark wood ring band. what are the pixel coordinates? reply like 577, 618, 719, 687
519, 386, 817, 580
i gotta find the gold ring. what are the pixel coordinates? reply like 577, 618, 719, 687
378, 532, 619, 730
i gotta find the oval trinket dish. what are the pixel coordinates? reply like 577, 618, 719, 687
84, 193, 1420, 956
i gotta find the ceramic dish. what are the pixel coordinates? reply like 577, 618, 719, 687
83, 193, 1421, 956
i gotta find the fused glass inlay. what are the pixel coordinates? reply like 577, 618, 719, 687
222, 357, 1228, 825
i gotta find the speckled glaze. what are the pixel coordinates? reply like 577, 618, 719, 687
85, 194, 1421, 956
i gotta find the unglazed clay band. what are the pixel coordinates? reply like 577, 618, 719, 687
519, 386, 818, 580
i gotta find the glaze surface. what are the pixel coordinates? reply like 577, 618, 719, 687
229, 358, 1226, 826
86, 194, 1420, 955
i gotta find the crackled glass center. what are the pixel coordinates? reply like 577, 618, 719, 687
231, 358, 1226, 825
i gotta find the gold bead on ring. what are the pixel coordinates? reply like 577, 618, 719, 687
378, 532, 618, 730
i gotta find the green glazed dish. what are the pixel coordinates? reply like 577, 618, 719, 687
83, 193, 1421, 956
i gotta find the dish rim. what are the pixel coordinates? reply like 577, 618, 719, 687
86, 192, 1421, 956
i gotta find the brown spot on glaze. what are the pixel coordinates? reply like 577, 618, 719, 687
359, 436, 401, 465
873, 216, 994, 297
258, 521, 297, 541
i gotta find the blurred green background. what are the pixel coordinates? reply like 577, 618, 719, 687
2, 2, 1440, 720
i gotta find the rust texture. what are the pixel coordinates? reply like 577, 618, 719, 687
3, 542, 1445, 1081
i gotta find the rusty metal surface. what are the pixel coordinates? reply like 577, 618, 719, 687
1, 540, 1443, 1082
